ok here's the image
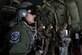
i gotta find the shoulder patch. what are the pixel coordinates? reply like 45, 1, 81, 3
10, 31, 20, 44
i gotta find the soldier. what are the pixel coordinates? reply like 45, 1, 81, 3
57, 23, 71, 55
6, 3, 41, 55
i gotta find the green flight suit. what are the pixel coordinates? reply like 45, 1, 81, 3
8, 21, 40, 55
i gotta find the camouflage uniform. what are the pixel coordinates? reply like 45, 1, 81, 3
58, 30, 71, 55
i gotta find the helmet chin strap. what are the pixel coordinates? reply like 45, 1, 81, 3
22, 17, 30, 24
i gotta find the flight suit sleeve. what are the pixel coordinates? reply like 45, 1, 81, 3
9, 28, 32, 55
